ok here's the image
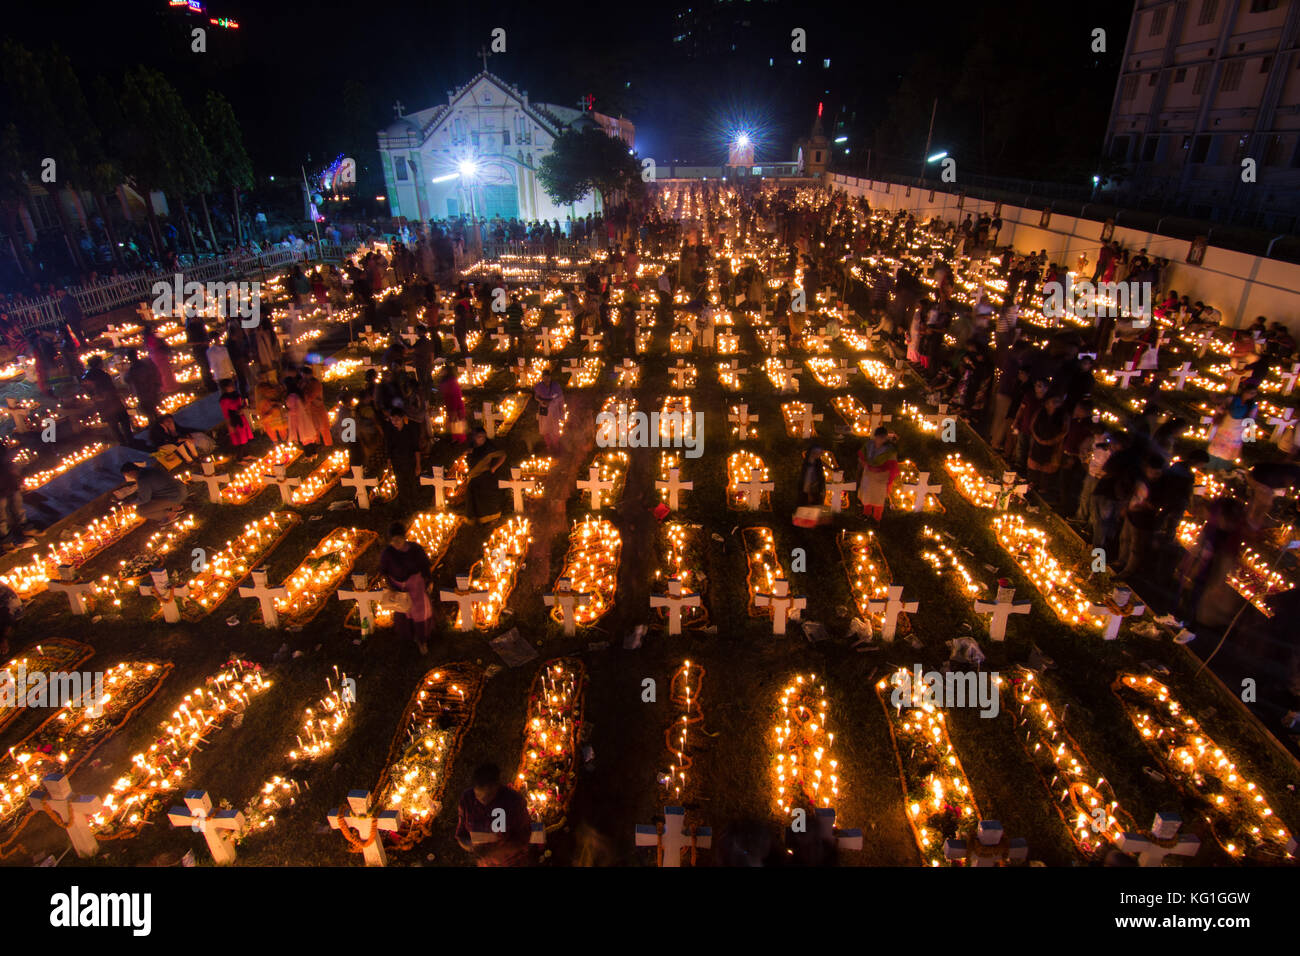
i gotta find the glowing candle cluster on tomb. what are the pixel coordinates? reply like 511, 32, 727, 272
727, 451, 772, 510
667, 360, 698, 389
287, 668, 356, 763
659, 395, 695, 443
669, 328, 695, 353
462, 517, 533, 629
837, 529, 900, 629
374, 665, 483, 846
266, 528, 377, 626
289, 449, 351, 505
0, 639, 94, 735
876, 668, 981, 867
550, 516, 622, 627
581, 450, 629, 509
663, 661, 704, 803
1012, 668, 1131, 857
181, 511, 301, 619
716, 361, 745, 391
321, 358, 365, 382
899, 401, 940, 434
22, 443, 108, 492
0, 505, 144, 600
457, 360, 495, 389
614, 360, 641, 388
219, 443, 302, 504
763, 357, 799, 392
804, 357, 854, 389
515, 659, 585, 830
513, 357, 549, 388
990, 514, 1107, 630
772, 674, 840, 818
858, 358, 901, 389
564, 358, 603, 389
1115, 673, 1295, 861
1176, 516, 1291, 616
742, 527, 786, 615
891, 460, 946, 512
942, 454, 1001, 509
652, 522, 709, 629
918, 526, 985, 599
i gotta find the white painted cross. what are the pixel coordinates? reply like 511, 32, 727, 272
802, 329, 826, 352
577, 465, 617, 510
974, 583, 1031, 641
439, 575, 490, 631
29, 772, 102, 858
239, 567, 289, 629
195, 459, 230, 502
814, 807, 864, 852
342, 466, 380, 510
728, 404, 758, 440
867, 584, 918, 642
49, 565, 94, 616
544, 577, 593, 637
650, 579, 702, 636
1116, 811, 1201, 867
655, 467, 693, 510
327, 789, 401, 867
825, 471, 857, 514
101, 326, 136, 349
562, 356, 584, 377
538, 325, 563, 355
867, 404, 892, 432
478, 400, 506, 438
635, 806, 712, 867
399, 327, 418, 346
580, 332, 603, 352
762, 327, 782, 356
788, 402, 823, 438
135, 302, 155, 324
1169, 362, 1195, 391
924, 403, 951, 431
944, 820, 1029, 866
1278, 362, 1299, 396
420, 465, 460, 509
491, 330, 512, 351
754, 579, 806, 636
736, 467, 774, 510
499, 467, 538, 512
336, 573, 387, 630
1266, 407, 1295, 445
264, 464, 301, 505
140, 569, 189, 624
359, 325, 386, 351
460, 356, 479, 381
669, 360, 694, 390
1113, 361, 1143, 389
901, 471, 942, 512
168, 790, 246, 865
1090, 593, 1145, 640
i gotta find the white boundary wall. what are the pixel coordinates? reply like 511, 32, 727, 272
828, 173, 1300, 334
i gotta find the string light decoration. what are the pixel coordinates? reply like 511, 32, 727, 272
22, 443, 108, 492
1114, 673, 1296, 861
743, 527, 787, 615
550, 516, 622, 627
943, 454, 1000, 509
661, 661, 705, 803
805, 357, 854, 389
858, 358, 901, 389
460, 517, 533, 629
1176, 516, 1291, 616
891, 460, 946, 512
716, 361, 745, 391
0, 639, 94, 735
91, 659, 271, 839
181, 511, 301, 619
771, 674, 841, 818
0, 660, 172, 851
837, 529, 905, 633
990, 514, 1108, 630
727, 450, 772, 510
372, 664, 484, 849
653, 522, 709, 629
876, 668, 981, 866
515, 658, 586, 831
260, 528, 377, 627
1011, 668, 1132, 858
219, 443, 302, 504
0, 505, 143, 600
289, 449, 351, 505
918, 526, 985, 599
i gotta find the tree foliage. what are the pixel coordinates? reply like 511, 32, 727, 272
538, 126, 642, 208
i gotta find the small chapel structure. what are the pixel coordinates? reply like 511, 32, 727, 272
377, 72, 635, 225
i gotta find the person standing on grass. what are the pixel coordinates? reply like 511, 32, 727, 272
125, 349, 162, 424
533, 367, 565, 454
462, 426, 506, 524
797, 444, 827, 508
219, 378, 254, 448
454, 763, 533, 866
857, 428, 898, 522
301, 365, 333, 453
379, 520, 435, 654
439, 364, 467, 443
81, 356, 137, 448
382, 404, 422, 514
254, 369, 289, 443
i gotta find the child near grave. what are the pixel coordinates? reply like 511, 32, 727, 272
219, 379, 254, 448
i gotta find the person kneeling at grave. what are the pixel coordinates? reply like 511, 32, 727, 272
148, 413, 215, 467
119, 460, 187, 523
454, 763, 533, 867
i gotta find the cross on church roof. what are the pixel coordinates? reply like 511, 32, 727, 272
478, 45, 491, 73
393, 100, 406, 118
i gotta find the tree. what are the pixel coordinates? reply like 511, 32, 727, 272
538, 126, 643, 211
201, 92, 254, 246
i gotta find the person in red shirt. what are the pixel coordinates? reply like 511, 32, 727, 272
454, 763, 533, 866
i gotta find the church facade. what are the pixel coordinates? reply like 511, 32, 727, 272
377, 72, 635, 226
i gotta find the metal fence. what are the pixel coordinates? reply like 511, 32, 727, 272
8, 242, 358, 332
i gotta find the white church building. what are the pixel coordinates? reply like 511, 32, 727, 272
377, 72, 635, 225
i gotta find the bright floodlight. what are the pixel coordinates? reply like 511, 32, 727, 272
458, 159, 478, 179
926, 151, 948, 163
735, 132, 751, 148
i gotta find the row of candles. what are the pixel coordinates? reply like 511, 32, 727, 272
219, 444, 302, 505
550, 516, 622, 626
990, 514, 1110, 631
463, 517, 533, 629
772, 674, 840, 818
181, 511, 301, 617
516, 659, 583, 829
727, 450, 771, 510
269, 528, 376, 626
743, 527, 786, 615
837, 529, 896, 627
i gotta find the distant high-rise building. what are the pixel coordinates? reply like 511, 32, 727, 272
1102, 0, 1300, 228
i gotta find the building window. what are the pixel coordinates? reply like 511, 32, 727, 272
1110, 136, 1130, 160
1198, 0, 1218, 25
394, 155, 408, 181
1121, 75, 1138, 100
1148, 72, 1158, 86
1193, 65, 1209, 94
1190, 135, 1211, 163
1249, 0, 1279, 11
503, 130, 510, 146
1260, 55, 1273, 73
1150, 7, 1167, 35
1220, 60, 1244, 92
1174, 67, 1186, 82
1264, 135, 1283, 166
1142, 135, 1160, 161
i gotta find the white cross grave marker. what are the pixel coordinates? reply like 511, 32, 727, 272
478, 400, 506, 438
420, 465, 459, 509
634, 806, 712, 867
814, 807, 864, 852
577, 465, 617, 510
974, 583, 1032, 641
327, 789, 401, 867
544, 577, 593, 637
901, 471, 942, 512
239, 567, 289, 628
789, 402, 822, 438
736, 468, 774, 510
439, 575, 490, 631
754, 579, 806, 636
140, 569, 189, 624
944, 820, 1029, 866
336, 573, 387, 630
1266, 407, 1295, 445
669, 360, 694, 390
48, 565, 94, 616
342, 466, 380, 510
29, 772, 102, 858
195, 459, 230, 502
728, 404, 758, 440
650, 579, 702, 636
1116, 811, 1201, 867
867, 585, 918, 642
499, 467, 538, 512
1113, 361, 1143, 389
265, 464, 301, 505
1090, 587, 1145, 640
867, 404, 892, 432
1169, 362, 1195, 390
655, 468, 693, 511
1278, 362, 1299, 396
168, 790, 246, 865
